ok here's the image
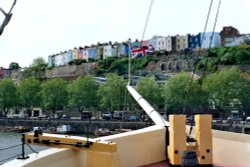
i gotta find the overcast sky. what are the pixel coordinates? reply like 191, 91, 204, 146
0, 0, 249, 68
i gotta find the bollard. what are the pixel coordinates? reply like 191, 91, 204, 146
17, 133, 29, 160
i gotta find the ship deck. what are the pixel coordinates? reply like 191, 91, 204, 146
140, 161, 249, 167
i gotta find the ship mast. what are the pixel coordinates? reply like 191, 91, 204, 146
0, 0, 17, 36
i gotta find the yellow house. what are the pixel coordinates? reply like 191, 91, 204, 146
175, 34, 189, 52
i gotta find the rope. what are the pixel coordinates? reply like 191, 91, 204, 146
0, 154, 21, 164
203, 0, 221, 76
0, 143, 22, 151
26, 143, 39, 154
140, 0, 155, 44
200, 0, 214, 48
188, 0, 222, 135
182, 0, 214, 114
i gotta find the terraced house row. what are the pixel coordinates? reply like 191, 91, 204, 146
48, 26, 250, 67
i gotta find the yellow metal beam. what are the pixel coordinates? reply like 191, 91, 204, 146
168, 115, 186, 165
194, 114, 213, 165
24, 132, 117, 153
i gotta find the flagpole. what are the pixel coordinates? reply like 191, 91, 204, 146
128, 39, 131, 85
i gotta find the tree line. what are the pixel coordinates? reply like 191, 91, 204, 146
0, 66, 249, 118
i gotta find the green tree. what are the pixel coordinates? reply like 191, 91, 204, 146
136, 77, 163, 109
9, 62, 20, 70
30, 57, 47, 67
22, 57, 47, 79
67, 75, 99, 118
238, 75, 250, 114
17, 78, 41, 116
0, 79, 17, 115
203, 67, 247, 116
41, 78, 67, 117
162, 73, 208, 114
98, 74, 126, 111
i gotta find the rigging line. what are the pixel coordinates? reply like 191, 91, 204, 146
188, 0, 221, 135
182, 0, 214, 114
8, 0, 17, 13
200, 0, 214, 48
203, 0, 221, 76
208, 0, 221, 50
140, 0, 155, 44
0, 154, 22, 164
0, 143, 22, 151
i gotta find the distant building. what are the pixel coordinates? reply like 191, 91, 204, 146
82, 47, 89, 61
175, 35, 189, 52
117, 42, 129, 57
65, 50, 73, 64
220, 26, 240, 46
103, 43, 113, 59
0, 67, 4, 79
48, 55, 53, 67
156, 36, 167, 51
188, 33, 201, 50
166, 36, 175, 52
141, 40, 150, 47
72, 47, 78, 60
149, 36, 158, 49
87, 46, 97, 61
131, 40, 140, 48
240, 34, 250, 45
200, 32, 221, 49
96, 43, 105, 60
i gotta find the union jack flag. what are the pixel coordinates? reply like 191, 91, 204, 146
130, 45, 154, 59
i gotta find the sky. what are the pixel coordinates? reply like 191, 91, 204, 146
0, 0, 249, 68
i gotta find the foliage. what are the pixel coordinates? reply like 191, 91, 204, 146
41, 78, 67, 115
67, 59, 85, 66
47, 66, 53, 70
22, 57, 47, 80
68, 60, 74, 65
197, 45, 250, 72
30, 57, 47, 68
94, 56, 157, 76
108, 58, 128, 75
9, 62, 20, 70
17, 78, 41, 115
202, 66, 250, 114
98, 74, 126, 111
162, 72, 208, 114
136, 77, 163, 109
67, 75, 99, 115
98, 57, 119, 70
0, 79, 17, 115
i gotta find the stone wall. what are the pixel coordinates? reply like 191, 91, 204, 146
0, 119, 146, 134
45, 63, 96, 79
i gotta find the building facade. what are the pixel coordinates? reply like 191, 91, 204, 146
201, 32, 221, 49
175, 35, 189, 52
188, 33, 201, 50
220, 26, 240, 46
